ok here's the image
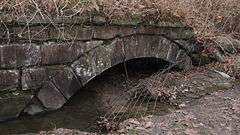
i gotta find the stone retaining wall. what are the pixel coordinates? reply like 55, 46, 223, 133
0, 18, 197, 121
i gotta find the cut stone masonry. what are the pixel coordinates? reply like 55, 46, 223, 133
0, 18, 198, 121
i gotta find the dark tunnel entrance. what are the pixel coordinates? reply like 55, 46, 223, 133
0, 57, 175, 134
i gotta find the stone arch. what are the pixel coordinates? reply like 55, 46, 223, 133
72, 34, 188, 86
33, 34, 192, 111
0, 21, 196, 120
0, 36, 192, 120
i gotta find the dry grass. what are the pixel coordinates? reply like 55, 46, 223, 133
0, 0, 240, 42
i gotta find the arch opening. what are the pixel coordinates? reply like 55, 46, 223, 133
79, 57, 171, 86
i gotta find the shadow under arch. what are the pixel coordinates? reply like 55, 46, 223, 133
77, 56, 171, 86
70, 56, 171, 111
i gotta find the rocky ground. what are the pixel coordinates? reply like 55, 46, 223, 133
116, 86, 240, 135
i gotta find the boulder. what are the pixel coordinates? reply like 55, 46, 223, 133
212, 49, 226, 63
169, 69, 234, 105
191, 53, 213, 66
216, 36, 240, 54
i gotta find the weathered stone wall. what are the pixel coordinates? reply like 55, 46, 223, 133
0, 18, 197, 121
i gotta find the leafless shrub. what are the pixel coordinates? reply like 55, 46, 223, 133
0, 0, 239, 43
128, 72, 179, 100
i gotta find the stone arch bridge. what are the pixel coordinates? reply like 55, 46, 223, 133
0, 17, 198, 121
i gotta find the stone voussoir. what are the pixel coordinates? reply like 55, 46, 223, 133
176, 49, 193, 70
45, 66, 82, 99
37, 82, 67, 110
72, 44, 114, 85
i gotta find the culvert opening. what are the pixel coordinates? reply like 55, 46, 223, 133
0, 57, 177, 134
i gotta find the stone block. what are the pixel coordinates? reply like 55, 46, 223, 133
93, 25, 193, 40
137, 26, 194, 40
37, 82, 66, 110
22, 66, 82, 98
93, 26, 120, 39
110, 38, 126, 65
123, 35, 175, 61
22, 68, 47, 90
176, 50, 193, 70
93, 26, 139, 39
191, 54, 212, 66
166, 27, 194, 40
53, 26, 93, 41
85, 40, 104, 52
166, 44, 179, 62
0, 70, 19, 92
0, 45, 16, 68
33, 66, 82, 109
41, 42, 85, 65
174, 39, 200, 53
9, 25, 93, 41
0, 43, 41, 68
13, 26, 51, 41
72, 43, 114, 85
47, 26, 91, 41
46, 66, 81, 99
